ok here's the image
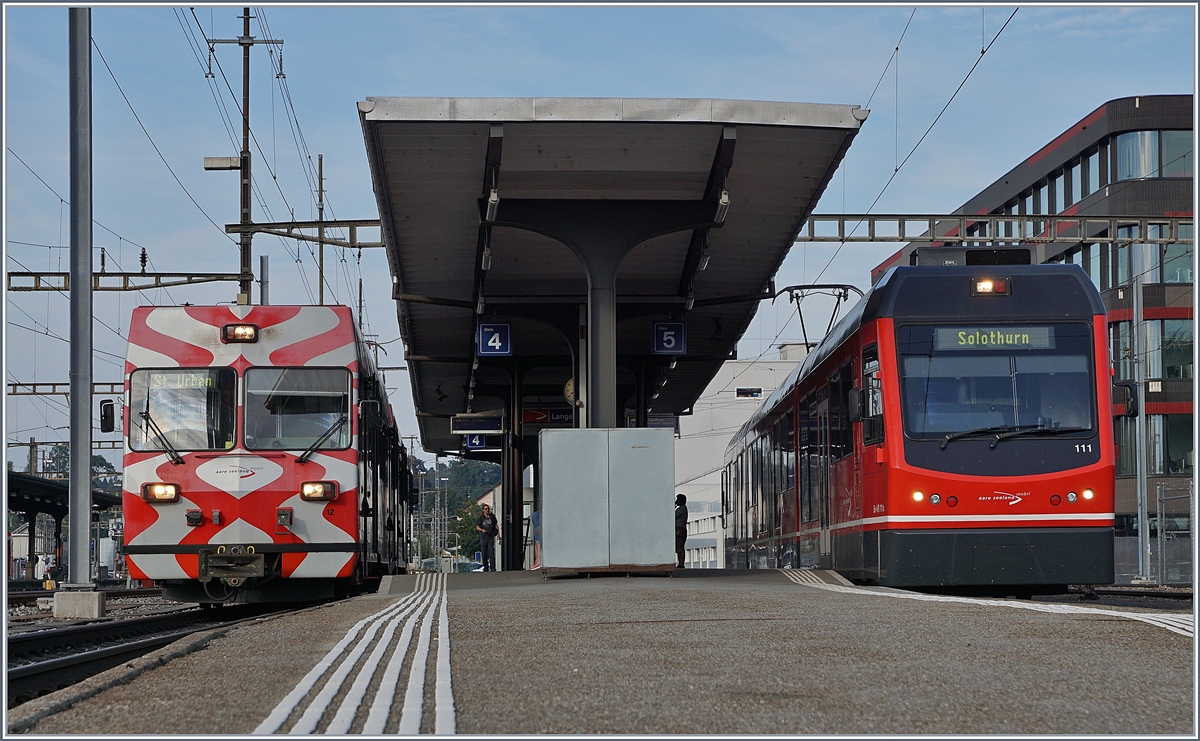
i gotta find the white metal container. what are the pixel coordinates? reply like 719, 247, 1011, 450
540, 428, 675, 572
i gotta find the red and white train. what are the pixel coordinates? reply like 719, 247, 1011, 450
723, 265, 1117, 593
119, 305, 411, 603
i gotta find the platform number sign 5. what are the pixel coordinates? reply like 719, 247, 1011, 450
477, 323, 512, 356
652, 322, 687, 355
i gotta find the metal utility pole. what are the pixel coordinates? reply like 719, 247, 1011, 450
237, 7, 253, 303
203, 8, 282, 304
259, 254, 269, 305
68, 6, 93, 587
318, 154, 325, 304
1132, 238, 1153, 582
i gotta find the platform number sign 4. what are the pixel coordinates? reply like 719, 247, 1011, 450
465, 434, 487, 450
653, 322, 687, 355
477, 323, 512, 356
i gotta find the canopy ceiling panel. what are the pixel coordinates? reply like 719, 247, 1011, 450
360, 97, 866, 453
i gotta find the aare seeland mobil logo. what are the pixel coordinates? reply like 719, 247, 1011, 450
978, 490, 1030, 506
196, 456, 284, 497
212, 465, 260, 479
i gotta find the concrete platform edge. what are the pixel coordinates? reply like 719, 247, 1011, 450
7, 627, 231, 734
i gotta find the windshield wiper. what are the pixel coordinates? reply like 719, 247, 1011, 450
988, 425, 1090, 450
940, 424, 1044, 451
139, 410, 185, 465
297, 415, 348, 464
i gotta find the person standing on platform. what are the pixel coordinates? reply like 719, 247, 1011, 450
476, 504, 500, 572
675, 494, 688, 568
531, 509, 542, 569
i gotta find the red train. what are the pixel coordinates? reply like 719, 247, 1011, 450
118, 305, 412, 603
723, 265, 1116, 592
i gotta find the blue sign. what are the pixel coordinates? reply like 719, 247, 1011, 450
478, 323, 512, 356
464, 433, 487, 450
652, 322, 687, 355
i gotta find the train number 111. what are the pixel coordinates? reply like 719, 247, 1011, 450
1075, 443, 1093, 453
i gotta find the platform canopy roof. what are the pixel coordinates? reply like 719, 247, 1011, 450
359, 97, 867, 454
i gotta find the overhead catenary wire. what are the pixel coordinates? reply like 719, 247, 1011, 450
713, 9, 1019, 399
91, 38, 234, 244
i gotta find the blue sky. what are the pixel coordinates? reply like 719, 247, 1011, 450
4, 3, 1196, 462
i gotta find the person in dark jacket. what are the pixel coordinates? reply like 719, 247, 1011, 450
675, 494, 688, 568
476, 504, 500, 572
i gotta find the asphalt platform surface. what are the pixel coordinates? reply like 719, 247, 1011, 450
10, 568, 1194, 735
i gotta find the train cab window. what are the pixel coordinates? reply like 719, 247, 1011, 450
861, 346, 884, 445
896, 324, 1095, 439
245, 368, 352, 451
129, 368, 237, 452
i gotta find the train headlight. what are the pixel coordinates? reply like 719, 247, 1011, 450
929, 494, 941, 505
221, 323, 259, 343
141, 482, 179, 503
1082, 488, 1095, 500
912, 491, 924, 502
300, 481, 338, 501
1067, 492, 1078, 503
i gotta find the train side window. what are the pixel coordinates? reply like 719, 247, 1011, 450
862, 346, 885, 446
798, 396, 815, 524
829, 362, 853, 459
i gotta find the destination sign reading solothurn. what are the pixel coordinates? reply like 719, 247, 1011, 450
934, 326, 1054, 351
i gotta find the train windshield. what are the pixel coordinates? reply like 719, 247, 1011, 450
244, 368, 351, 452
129, 368, 237, 451
897, 324, 1094, 439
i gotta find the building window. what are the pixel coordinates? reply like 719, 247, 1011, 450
1116, 131, 1160, 181
1160, 130, 1193, 177
1053, 171, 1066, 212
1147, 414, 1193, 475
1070, 160, 1082, 205
1162, 224, 1193, 284
1161, 319, 1193, 379
1087, 149, 1101, 194
1115, 416, 1136, 476
1111, 321, 1133, 380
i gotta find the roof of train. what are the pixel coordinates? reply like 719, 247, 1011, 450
726, 264, 1105, 455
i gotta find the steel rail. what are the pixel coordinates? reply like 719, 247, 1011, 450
6, 604, 294, 707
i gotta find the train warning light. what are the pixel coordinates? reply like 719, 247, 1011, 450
142, 482, 179, 502
222, 323, 259, 343
970, 277, 1010, 296
1050, 494, 1062, 506
946, 496, 958, 508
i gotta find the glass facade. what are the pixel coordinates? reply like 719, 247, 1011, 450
1116, 130, 1160, 180
1161, 130, 1194, 177
1114, 129, 1193, 181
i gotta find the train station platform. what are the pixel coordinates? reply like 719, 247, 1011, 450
9, 569, 1193, 735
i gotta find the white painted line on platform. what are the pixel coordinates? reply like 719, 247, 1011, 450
289, 589, 418, 734
398, 574, 441, 734
324, 591, 429, 734
253, 576, 426, 734
362, 581, 437, 734
780, 569, 1195, 637
434, 582, 456, 735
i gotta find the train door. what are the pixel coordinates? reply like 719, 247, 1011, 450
817, 392, 832, 565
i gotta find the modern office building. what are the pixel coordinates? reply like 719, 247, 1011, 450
873, 95, 1194, 580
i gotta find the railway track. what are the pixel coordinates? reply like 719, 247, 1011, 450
6, 603, 296, 708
